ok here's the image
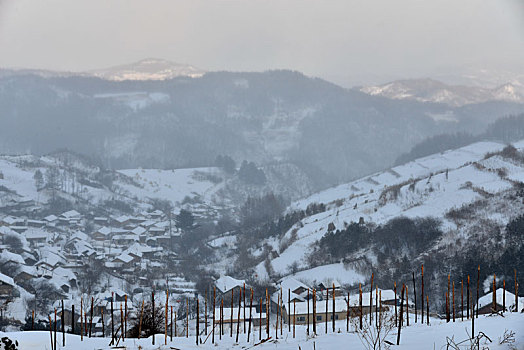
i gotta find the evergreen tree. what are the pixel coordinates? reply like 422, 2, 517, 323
33, 169, 44, 191
176, 209, 195, 232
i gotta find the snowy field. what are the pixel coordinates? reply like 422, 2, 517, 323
2, 313, 523, 349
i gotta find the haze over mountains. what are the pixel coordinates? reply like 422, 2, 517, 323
1, 59, 524, 193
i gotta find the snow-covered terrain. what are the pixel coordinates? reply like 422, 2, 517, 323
360, 78, 524, 106
2, 313, 522, 349
255, 140, 524, 280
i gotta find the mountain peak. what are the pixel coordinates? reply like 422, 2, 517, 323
88, 58, 206, 81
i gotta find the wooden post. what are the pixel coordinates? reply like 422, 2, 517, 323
243, 283, 246, 334
186, 298, 189, 338
138, 300, 144, 339
80, 297, 83, 342
332, 283, 335, 333
447, 275, 450, 323
412, 272, 417, 323
288, 289, 291, 332
514, 269, 519, 312
346, 291, 349, 332
71, 305, 74, 335
124, 295, 127, 340
394, 282, 397, 326
476, 265, 480, 318
370, 273, 374, 325
359, 284, 362, 330
375, 286, 378, 328
452, 281, 455, 322
54, 308, 57, 350
48, 315, 54, 350
89, 297, 93, 337
471, 291, 474, 338
503, 279, 506, 312
259, 297, 262, 341
275, 293, 279, 339
197, 297, 200, 345
205, 290, 208, 336
307, 289, 310, 335
220, 299, 223, 339
101, 308, 104, 338
266, 288, 269, 340
325, 287, 328, 333
230, 290, 234, 337
426, 295, 429, 325
379, 290, 382, 329
247, 288, 253, 342
175, 309, 177, 337
396, 285, 405, 346
61, 300, 65, 346
120, 304, 124, 343
236, 289, 241, 343
165, 290, 168, 345
461, 280, 464, 321
421, 265, 424, 324
293, 299, 296, 338
280, 288, 283, 336
170, 306, 173, 342
31, 309, 34, 331
492, 274, 496, 312
152, 291, 155, 345
110, 293, 114, 343
467, 275, 470, 319
212, 287, 215, 344
313, 289, 317, 335
406, 285, 409, 326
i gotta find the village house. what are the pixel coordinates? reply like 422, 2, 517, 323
477, 288, 524, 314
0, 273, 15, 297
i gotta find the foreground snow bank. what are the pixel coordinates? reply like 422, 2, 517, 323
2, 313, 523, 349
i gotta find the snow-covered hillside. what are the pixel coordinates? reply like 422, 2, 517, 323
254, 140, 524, 281
360, 78, 524, 107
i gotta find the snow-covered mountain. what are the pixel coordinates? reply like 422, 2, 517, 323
88, 58, 206, 81
360, 78, 524, 106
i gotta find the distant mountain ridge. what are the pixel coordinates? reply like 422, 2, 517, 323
360, 78, 524, 106
0, 58, 206, 81
87, 58, 206, 81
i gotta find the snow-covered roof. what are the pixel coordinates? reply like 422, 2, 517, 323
61, 210, 81, 219
114, 253, 134, 264
131, 226, 146, 235
215, 275, 246, 294
44, 215, 58, 222
478, 288, 524, 311
0, 251, 26, 265
0, 273, 15, 286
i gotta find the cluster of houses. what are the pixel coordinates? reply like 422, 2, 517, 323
0, 208, 192, 328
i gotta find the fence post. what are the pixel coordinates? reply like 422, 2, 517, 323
212, 287, 216, 344
247, 288, 253, 342
476, 265, 480, 318
396, 285, 405, 345
138, 300, 144, 340
412, 272, 417, 323
359, 284, 362, 330
370, 273, 374, 325
236, 289, 241, 343
421, 265, 424, 324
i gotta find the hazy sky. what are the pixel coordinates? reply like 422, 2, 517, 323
0, 0, 523, 86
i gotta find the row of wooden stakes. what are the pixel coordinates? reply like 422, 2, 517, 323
39, 265, 519, 350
